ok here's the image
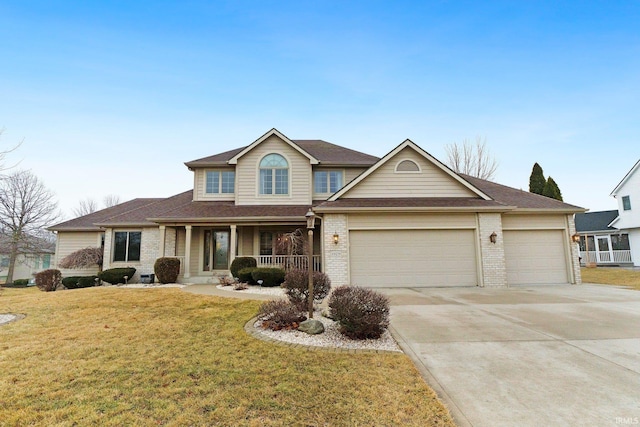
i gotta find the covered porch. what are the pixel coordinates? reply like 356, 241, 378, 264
578, 233, 633, 266
158, 222, 322, 283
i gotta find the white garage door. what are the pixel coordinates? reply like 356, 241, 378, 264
503, 230, 569, 285
349, 229, 478, 287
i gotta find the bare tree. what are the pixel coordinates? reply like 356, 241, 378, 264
0, 127, 23, 173
73, 198, 99, 217
103, 194, 121, 208
0, 170, 60, 283
445, 136, 498, 180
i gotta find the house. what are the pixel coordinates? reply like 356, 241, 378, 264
608, 159, 640, 266
574, 210, 632, 265
50, 128, 585, 287
0, 234, 55, 283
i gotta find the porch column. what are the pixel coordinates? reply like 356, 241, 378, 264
184, 225, 192, 279
229, 225, 237, 265
158, 226, 166, 257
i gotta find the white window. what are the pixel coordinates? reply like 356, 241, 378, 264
314, 170, 344, 194
259, 154, 288, 195
206, 171, 235, 194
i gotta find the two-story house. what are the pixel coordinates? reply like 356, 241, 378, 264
575, 159, 640, 267
50, 128, 585, 287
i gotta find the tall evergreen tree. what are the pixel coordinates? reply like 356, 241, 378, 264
529, 162, 546, 195
542, 176, 563, 201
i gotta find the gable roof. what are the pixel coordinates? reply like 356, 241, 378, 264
0, 233, 56, 254
228, 128, 319, 165
184, 135, 378, 168
328, 139, 491, 201
574, 210, 619, 233
611, 159, 640, 196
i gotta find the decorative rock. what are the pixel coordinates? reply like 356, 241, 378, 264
298, 319, 325, 335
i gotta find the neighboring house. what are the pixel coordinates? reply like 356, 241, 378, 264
50, 128, 585, 288
574, 210, 632, 265
609, 159, 640, 267
0, 234, 55, 283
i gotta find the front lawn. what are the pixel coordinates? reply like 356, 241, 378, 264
581, 267, 640, 290
0, 287, 454, 426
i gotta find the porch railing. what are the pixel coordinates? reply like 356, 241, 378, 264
254, 255, 322, 272
579, 250, 632, 264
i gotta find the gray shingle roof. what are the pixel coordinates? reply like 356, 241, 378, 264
574, 210, 619, 233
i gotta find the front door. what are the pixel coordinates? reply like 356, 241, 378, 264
203, 230, 230, 270
596, 235, 613, 263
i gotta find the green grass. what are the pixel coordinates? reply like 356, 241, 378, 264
581, 267, 640, 290
0, 287, 455, 426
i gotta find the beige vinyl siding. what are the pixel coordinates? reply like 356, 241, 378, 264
348, 213, 477, 229
342, 147, 477, 199
193, 168, 236, 201
190, 231, 201, 274
235, 135, 312, 205
56, 231, 103, 276
345, 167, 367, 184
503, 230, 569, 285
240, 226, 254, 256
349, 229, 478, 287
502, 214, 566, 229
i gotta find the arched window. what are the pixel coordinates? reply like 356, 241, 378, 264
395, 159, 421, 173
259, 153, 289, 194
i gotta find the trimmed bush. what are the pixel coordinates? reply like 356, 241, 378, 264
238, 267, 258, 285
230, 257, 257, 278
35, 269, 62, 292
62, 276, 98, 289
98, 267, 136, 285
328, 286, 390, 340
154, 257, 181, 284
257, 299, 307, 330
251, 267, 285, 287
3, 279, 30, 288
282, 268, 331, 308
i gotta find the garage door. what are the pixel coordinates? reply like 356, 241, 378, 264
503, 230, 569, 285
349, 229, 478, 287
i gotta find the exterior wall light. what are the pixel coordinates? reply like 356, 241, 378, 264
571, 233, 581, 243
333, 233, 339, 245
489, 232, 497, 244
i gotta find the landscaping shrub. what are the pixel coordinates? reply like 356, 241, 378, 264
282, 268, 331, 308
257, 299, 307, 330
154, 257, 181, 284
328, 286, 390, 339
251, 267, 285, 287
4, 279, 30, 288
98, 267, 136, 285
62, 276, 98, 289
230, 256, 257, 278
35, 269, 62, 292
238, 267, 258, 285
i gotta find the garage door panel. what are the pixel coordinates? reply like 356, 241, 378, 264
504, 230, 568, 285
349, 229, 477, 287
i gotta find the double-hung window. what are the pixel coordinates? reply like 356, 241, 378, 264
622, 196, 631, 211
259, 154, 288, 195
314, 170, 343, 194
113, 231, 141, 262
206, 171, 235, 194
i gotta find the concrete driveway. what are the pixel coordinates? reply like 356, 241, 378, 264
383, 284, 640, 427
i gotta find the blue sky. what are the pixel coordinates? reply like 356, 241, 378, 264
1, 1, 638, 218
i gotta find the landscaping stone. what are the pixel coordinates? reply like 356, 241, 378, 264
298, 319, 324, 335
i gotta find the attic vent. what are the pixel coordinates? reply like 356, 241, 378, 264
395, 159, 421, 173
